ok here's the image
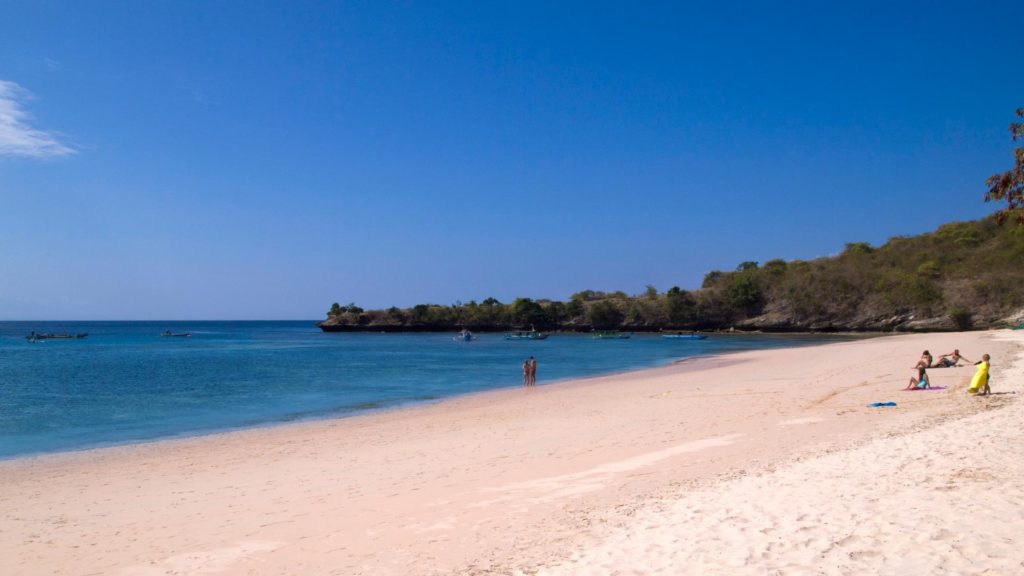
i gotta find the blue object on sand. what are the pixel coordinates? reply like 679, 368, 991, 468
869, 402, 897, 407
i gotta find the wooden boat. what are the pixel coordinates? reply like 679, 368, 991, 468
661, 332, 707, 340
161, 331, 192, 337
26, 331, 88, 341
592, 331, 633, 339
504, 330, 549, 340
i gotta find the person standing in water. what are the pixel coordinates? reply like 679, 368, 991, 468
522, 359, 531, 387
528, 356, 537, 386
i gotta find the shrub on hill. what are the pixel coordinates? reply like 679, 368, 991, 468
322, 216, 1024, 332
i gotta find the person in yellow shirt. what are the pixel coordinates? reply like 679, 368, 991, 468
967, 354, 991, 395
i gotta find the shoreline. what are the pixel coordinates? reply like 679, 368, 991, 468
2, 330, 1018, 575
0, 332, 852, 464
0, 345, 758, 466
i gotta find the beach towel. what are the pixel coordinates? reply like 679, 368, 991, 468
869, 402, 897, 407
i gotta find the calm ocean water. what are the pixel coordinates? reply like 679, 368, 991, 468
0, 321, 859, 459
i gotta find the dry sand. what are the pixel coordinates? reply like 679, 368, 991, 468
536, 330, 1024, 575
1, 330, 1020, 575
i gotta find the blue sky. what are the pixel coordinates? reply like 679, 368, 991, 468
1, 1, 1022, 320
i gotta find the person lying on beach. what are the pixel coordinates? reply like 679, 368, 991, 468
905, 362, 930, 390
919, 350, 933, 368
967, 354, 991, 395
934, 349, 971, 368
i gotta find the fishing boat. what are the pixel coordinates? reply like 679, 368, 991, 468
453, 329, 476, 342
25, 331, 88, 341
661, 332, 707, 340
161, 330, 192, 337
504, 330, 549, 341
592, 331, 633, 339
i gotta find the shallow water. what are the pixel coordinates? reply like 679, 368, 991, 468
0, 321, 860, 459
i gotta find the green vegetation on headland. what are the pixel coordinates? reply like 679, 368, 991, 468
319, 216, 1024, 333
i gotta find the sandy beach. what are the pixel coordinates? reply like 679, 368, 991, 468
1, 330, 1020, 575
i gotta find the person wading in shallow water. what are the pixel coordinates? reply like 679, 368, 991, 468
528, 356, 537, 386
522, 359, 530, 387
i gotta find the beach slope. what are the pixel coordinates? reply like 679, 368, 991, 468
1, 330, 1019, 575
537, 330, 1024, 575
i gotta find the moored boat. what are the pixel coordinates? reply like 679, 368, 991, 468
161, 330, 192, 337
661, 332, 707, 340
25, 331, 88, 341
592, 331, 633, 339
453, 329, 476, 342
504, 330, 549, 340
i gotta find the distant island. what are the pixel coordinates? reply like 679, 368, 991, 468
319, 216, 1024, 333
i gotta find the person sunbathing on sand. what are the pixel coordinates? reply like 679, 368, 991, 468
934, 349, 971, 368
919, 350, 933, 367
906, 362, 930, 390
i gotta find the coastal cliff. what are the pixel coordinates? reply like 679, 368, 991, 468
319, 217, 1024, 333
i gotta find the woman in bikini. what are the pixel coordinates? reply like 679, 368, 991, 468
905, 361, 930, 390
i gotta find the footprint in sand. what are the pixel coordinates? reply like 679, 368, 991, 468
849, 549, 881, 560
835, 534, 861, 547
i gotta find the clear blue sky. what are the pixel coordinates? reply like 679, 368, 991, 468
1, 1, 1021, 320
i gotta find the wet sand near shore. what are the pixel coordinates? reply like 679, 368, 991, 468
1, 330, 1017, 575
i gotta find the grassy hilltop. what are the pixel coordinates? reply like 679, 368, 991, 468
320, 216, 1024, 333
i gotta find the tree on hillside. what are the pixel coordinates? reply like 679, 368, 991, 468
564, 298, 584, 320
511, 298, 547, 328
588, 300, 624, 329
665, 286, 697, 325
985, 107, 1024, 225
842, 242, 874, 255
702, 271, 724, 288
328, 302, 362, 317
725, 274, 765, 316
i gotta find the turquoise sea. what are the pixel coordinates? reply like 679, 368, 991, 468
0, 321, 858, 459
